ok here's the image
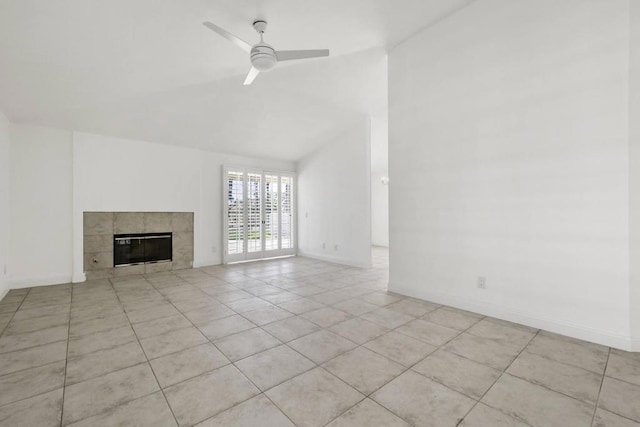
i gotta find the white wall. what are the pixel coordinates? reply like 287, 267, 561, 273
0, 112, 10, 298
371, 116, 389, 247
10, 124, 73, 287
371, 173, 389, 247
72, 132, 294, 281
298, 121, 372, 268
389, 0, 633, 349
630, 0, 640, 348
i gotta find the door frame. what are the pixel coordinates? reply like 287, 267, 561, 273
222, 165, 297, 264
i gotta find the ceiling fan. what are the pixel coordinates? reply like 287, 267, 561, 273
203, 20, 330, 85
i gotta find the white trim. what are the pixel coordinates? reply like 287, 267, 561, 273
298, 250, 372, 269
389, 281, 636, 352
9, 275, 73, 289
192, 260, 221, 269
228, 254, 296, 265
72, 272, 86, 283
0, 287, 8, 302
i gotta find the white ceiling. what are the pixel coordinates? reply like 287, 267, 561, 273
0, 0, 474, 161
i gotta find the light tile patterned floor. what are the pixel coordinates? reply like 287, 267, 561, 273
0, 248, 639, 426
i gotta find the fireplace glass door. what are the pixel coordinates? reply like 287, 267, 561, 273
114, 233, 172, 267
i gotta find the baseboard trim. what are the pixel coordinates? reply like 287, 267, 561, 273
193, 260, 221, 269
0, 286, 8, 302
298, 250, 372, 269
389, 281, 635, 352
71, 272, 86, 283
9, 275, 74, 289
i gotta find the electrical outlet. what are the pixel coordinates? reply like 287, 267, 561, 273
211, 246, 217, 253
334, 244, 338, 251
322, 243, 326, 249
477, 276, 487, 289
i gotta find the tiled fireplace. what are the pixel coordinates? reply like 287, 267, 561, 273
83, 212, 194, 280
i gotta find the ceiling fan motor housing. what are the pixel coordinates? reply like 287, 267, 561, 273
250, 43, 277, 71
202, 19, 329, 84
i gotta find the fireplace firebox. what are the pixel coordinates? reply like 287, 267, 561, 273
114, 233, 172, 267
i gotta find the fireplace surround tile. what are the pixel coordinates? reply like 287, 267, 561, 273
84, 212, 113, 236
173, 232, 194, 262
84, 235, 112, 253
84, 251, 113, 272
171, 213, 193, 232
114, 213, 145, 234
83, 212, 194, 280
145, 213, 171, 233
172, 260, 192, 271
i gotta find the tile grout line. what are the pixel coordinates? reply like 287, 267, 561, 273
600, 370, 640, 389
154, 272, 305, 426
59, 284, 73, 427
252, 305, 469, 426
502, 354, 610, 409
590, 347, 611, 426
514, 336, 609, 376
0, 286, 71, 417
347, 309, 489, 426
0, 316, 75, 362
0, 288, 32, 337
0, 288, 68, 414
9, 256, 625, 427
0, 259, 383, 424
471, 330, 616, 417
110, 277, 182, 427
459, 330, 541, 427
147, 274, 285, 425
0, 364, 71, 411
159, 269, 390, 425
348, 312, 533, 427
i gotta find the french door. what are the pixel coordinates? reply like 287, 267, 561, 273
223, 166, 296, 263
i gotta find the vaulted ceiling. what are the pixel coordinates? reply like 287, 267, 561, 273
0, 0, 474, 160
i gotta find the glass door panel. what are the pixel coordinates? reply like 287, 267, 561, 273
281, 176, 294, 250
246, 172, 263, 257
226, 170, 245, 262
264, 175, 279, 253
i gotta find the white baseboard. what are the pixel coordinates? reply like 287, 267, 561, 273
193, 260, 221, 269
0, 286, 8, 302
9, 275, 73, 289
390, 281, 636, 352
298, 250, 372, 269
72, 272, 86, 283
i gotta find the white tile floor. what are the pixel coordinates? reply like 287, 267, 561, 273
0, 247, 639, 426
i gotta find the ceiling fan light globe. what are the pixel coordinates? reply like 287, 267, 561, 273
251, 54, 276, 71
250, 44, 277, 71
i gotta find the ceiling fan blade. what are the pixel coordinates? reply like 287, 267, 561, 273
243, 67, 260, 85
275, 49, 330, 62
203, 21, 252, 53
